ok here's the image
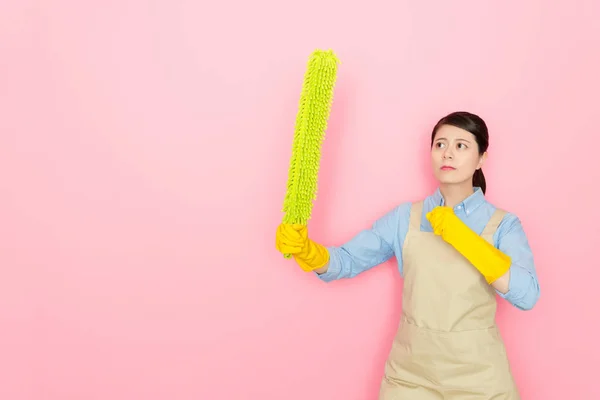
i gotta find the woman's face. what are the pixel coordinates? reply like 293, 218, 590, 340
430, 124, 486, 186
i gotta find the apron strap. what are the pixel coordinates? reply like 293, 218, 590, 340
480, 208, 507, 242
409, 201, 423, 232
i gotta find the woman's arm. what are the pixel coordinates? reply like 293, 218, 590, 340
490, 270, 510, 294
313, 203, 411, 282
427, 207, 540, 310
276, 203, 410, 282
492, 215, 540, 310
313, 264, 329, 275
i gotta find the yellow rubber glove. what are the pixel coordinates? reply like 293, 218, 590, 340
426, 206, 511, 284
275, 224, 330, 272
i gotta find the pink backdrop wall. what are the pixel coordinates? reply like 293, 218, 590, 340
2, 1, 599, 399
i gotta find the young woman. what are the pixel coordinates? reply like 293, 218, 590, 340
275, 111, 540, 399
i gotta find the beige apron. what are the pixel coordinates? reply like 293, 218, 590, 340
378, 201, 520, 399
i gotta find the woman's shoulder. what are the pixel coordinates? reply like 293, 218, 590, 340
484, 200, 526, 238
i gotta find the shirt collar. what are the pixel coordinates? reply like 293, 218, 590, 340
432, 187, 486, 215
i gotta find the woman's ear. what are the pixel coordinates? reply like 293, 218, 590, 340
477, 152, 488, 170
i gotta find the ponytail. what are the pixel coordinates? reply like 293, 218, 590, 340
473, 169, 486, 194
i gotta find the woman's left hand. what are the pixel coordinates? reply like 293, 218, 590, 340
426, 206, 511, 285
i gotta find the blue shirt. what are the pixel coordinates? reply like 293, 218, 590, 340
317, 187, 540, 311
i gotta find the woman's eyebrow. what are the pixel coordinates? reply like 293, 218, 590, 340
456, 138, 472, 143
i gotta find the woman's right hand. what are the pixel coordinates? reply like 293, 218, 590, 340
275, 224, 308, 255
275, 224, 330, 272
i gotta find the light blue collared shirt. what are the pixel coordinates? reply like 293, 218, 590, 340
317, 187, 540, 311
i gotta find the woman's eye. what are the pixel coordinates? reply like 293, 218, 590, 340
436, 142, 445, 148
458, 143, 467, 149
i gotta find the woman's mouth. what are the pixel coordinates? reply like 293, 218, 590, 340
441, 166, 456, 171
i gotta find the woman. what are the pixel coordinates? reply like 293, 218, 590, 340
275, 111, 540, 399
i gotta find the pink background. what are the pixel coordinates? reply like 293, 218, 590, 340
2, 1, 599, 399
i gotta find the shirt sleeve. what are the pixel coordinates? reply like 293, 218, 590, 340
315, 203, 410, 282
493, 214, 541, 310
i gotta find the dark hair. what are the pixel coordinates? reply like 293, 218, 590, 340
430, 111, 489, 194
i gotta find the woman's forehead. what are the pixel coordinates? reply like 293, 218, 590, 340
434, 125, 474, 141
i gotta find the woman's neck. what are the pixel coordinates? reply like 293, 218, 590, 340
439, 182, 474, 208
